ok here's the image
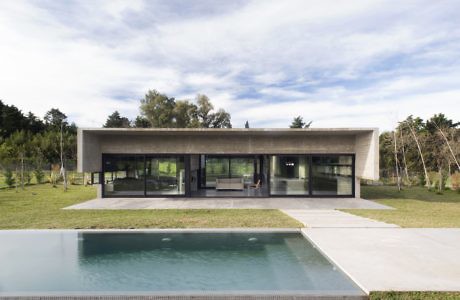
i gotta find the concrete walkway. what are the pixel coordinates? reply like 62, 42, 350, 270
64, 197, 391, 210
283, 210, 398, 228
302, 228, 460, 292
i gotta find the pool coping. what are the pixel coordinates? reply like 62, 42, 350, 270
0, 228, 368, 299
300, 228, 369, 295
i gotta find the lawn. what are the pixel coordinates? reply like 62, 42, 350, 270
345, 185, 460, 227
370, 291, 460, 300
0, 184, 301, 229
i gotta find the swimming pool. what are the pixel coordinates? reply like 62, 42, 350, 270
0, 230, 364, 298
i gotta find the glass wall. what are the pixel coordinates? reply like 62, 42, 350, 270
205, 157, 229, 188
202, 155, 256, 188
103, 155, 186, 197
311, 155, 353, 196
146, 156, 185, 196
103, 155, 145, 196
230, 157, 255, 185
270, 155, 309, 195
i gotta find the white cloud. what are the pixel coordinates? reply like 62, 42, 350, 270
0, 0, 459, 130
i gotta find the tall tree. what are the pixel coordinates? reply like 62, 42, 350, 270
196, 94, 214, 128
403, 116, 430, 187
210, 108, 232, 128
245, 121, 249, 128
104, 111, 131, 128
44, 108, 68, 129
174, 100, 199, 128
0, 100, 28, 138
426, 113, 460, 172
140, 90, 175, 127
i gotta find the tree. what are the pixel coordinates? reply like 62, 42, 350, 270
196, 94, 214, 128
0, 100, 28, 139
25, 112, 45, 134
133, 116, 150, 128
44, 108, 68, 129
426, 113, 460, 172
140, 90, 175, 127
104, 111, 131, 128
210, 108, 232, 128
0, 130, 32, 190
245, 121, 249, 128
290, 116, 312, 128
403, 116, 430, 187
173, 100, 199, 128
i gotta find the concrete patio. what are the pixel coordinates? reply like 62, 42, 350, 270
302, 228, 460, 293
64, 197, 392, 210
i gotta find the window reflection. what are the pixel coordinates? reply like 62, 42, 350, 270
311, 156, 353, 195
270, 156, 309, 195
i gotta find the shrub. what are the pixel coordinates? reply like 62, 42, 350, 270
4, 169, 15, 188
34, 169, 45, 184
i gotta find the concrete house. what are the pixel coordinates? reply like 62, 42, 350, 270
77, 128, 378, 198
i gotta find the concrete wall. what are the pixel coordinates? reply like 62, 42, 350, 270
354, 129, 379, 181
78, 128, 379, 181
77, 129, 101, 173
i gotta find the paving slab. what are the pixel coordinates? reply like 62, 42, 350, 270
64, 197, 391, 210
282, 210, 398, 228
302, 228, 460, 292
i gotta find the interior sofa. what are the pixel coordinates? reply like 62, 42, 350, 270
215, 177, 244, 190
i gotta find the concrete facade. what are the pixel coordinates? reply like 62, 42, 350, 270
77, 128, 379, 198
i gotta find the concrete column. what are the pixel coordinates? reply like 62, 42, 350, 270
355, 177, 361, 198
96, 184, 102, 198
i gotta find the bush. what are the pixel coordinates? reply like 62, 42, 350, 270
34, 169, 45, 184
4, 169, 15, 188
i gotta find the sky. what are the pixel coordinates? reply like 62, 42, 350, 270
0, 0, 459, 130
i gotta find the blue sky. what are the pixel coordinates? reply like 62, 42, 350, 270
0, 0, 459, 130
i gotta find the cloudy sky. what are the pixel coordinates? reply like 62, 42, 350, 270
0, 0, 459, 130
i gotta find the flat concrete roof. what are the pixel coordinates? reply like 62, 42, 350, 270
80, 127, 378, 136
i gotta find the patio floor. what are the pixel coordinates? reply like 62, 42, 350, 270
302, 228, 460, 292
64, 197, 391, 210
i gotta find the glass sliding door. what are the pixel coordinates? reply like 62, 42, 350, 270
311, 155, 353, 196
270, 155, 309, 195
103, 155, 145, 197
103, 154, 186, 197
230, 157, 255, 185
146, 156, 185, 196
205, 157, 229, 188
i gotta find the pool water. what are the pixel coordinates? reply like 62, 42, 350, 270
0, 231, 363, 296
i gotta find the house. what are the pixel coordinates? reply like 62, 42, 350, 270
77, 128, 378, 198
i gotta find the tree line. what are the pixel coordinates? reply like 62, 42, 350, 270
104, 90, 232, 128
0, 100, 76, 190
380, 113, 460, 192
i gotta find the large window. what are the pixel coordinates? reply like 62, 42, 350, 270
103, 155, 186, 197
270, 155, 309, 195
269, 154, 354, 196
311, 155, 353, 196
201, 155, 256, 188
146, 156, 185, 196
103, 155, 145, 197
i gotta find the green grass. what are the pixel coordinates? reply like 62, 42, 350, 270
370, 291, 460, 300
344, 185, 460, 227
0, 184, 301, 229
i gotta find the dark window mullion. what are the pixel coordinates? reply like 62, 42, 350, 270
143, 155, 147, 197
